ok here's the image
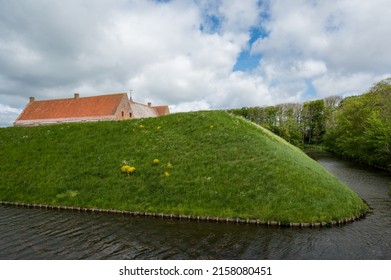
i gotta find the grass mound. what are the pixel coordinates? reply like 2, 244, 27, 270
0, 111, 368, 223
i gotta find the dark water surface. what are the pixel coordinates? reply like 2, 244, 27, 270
0, 152, 390, 259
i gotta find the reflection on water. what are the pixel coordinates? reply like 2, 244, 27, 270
0, 152, 390, 259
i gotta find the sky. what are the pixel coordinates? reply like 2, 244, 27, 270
1, 0, 390, 126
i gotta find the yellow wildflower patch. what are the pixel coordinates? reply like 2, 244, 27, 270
121, 165, 136, 175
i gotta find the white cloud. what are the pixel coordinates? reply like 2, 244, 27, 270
0, 103, 21, 127
0, 0, 390, 126
218, 0, 260, 34
312, 72, 390, 98
291, 60, 328, 79
253, 0, 391, 74
208, 71, 271, 108
0, 104, 20, 114
170, 100, 210, 113
258, 59, 327, 82
251, 0, 391, 101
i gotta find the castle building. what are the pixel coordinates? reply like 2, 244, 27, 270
13, 93, 170, 126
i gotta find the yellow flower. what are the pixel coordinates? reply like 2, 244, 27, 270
164, 171, 170, 177
166, 163, 173, 169
121, 165, 136, 175
139, 124, 145, 128
152, 159, 160, 165
210, 125, 214, 129
156, 126, 161, 130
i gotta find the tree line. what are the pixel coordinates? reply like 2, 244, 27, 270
228, 78, 391, 169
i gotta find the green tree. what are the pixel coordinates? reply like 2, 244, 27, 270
274, 103, 303, 146
325, 78, 391, 168
302, 100, 326, 144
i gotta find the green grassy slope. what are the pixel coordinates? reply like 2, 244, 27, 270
0, 111, 368, 223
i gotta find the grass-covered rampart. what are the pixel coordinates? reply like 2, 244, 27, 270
0, 111, 368, 223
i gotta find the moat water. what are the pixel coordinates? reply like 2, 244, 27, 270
0, 152, 390, 259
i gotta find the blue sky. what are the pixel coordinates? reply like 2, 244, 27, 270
0, 0, 390, 126
233, 27, 265, 72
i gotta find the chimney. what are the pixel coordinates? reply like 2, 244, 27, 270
147, 102, 152, 107
74, 93, 80, 99
129, 89, 133, 102
29, 97, 35, 103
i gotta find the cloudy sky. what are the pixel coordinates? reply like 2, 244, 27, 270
1, 0, 390, 126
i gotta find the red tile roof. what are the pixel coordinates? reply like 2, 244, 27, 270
16, 93, 127, 121
129, 102, 170, 119
14, 93, 170, 126
129, 102, 159, 118
153, 105, 170, 116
